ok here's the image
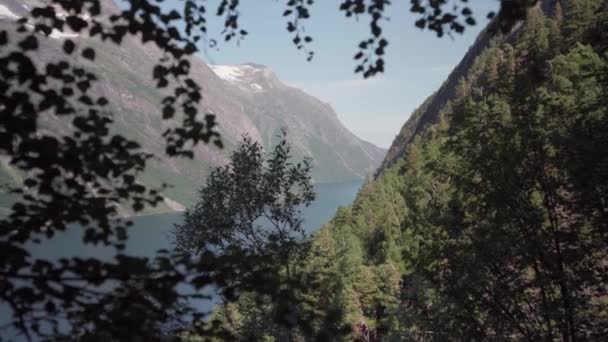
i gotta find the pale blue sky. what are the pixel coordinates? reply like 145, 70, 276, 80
177, 0, 500, 148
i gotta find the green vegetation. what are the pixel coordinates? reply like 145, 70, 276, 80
2, 0, 605, 340
200, 1, 608, 340
174, 133, 322, 340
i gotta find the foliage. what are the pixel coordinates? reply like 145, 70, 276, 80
174, 132, 324, 340
0, 0, 577, 340
0, 0, 224, 338
173, 131, 314, 300
219, 2, 608, 340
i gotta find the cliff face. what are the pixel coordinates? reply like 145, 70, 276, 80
378, 30, 493, 173
378, 0, 560, 175
0, 0, 385, 212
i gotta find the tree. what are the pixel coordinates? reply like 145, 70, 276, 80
563, 0, 600, 45
173, 131, 317, 339
402, 27, 608, 340
1, 0, 223, 339
174, 131, 314, 268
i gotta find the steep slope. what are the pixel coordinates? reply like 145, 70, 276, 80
377, 30, 491, 172
211, 63, 385, 182
0, 0, 385, 212
378, 0, 560, 173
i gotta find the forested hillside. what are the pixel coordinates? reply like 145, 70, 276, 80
201, 0, 608, 340
379, 0, 566, 173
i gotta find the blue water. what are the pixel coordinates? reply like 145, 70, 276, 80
1, 179, 363, 339
26, 179, 363, 259
303, 179, 363, 232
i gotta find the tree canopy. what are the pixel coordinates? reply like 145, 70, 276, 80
174, 132, 327, 340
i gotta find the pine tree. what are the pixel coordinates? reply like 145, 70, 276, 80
548, 2, 565, 55
485, 48, 501, 88
498, 43, 517, 91
519, 6, 550, 63
563, 0, 599, 45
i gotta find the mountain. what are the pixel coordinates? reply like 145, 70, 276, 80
377, 30, 492, 172
378, 0, 561, 174
0, 0, 385, 213
208, 63, 386, 182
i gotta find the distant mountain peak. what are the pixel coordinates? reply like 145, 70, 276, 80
210, 63, 281, 92
0, 4, 20, 20
0, 1, 386, 214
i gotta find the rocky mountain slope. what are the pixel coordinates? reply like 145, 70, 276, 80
0, 0, 385, 213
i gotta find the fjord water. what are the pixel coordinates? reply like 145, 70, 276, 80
27, 179, 364, 260
1, 180, 364, 337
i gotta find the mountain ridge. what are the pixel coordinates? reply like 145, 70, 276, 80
0, 0, 386, 214
378, 0, 561, 175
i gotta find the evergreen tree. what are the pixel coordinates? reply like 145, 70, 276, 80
563, 0, 600, 45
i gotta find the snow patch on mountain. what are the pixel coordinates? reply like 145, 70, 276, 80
48, 29, 79, 39
163, 196, 185, 212
211, 65, 250, 82
210, 64, 272, 92
0, 3, 79, 39
0, 4, 19, 19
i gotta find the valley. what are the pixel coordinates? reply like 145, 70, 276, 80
0, 0, 385, 215
1, 0, 606, 340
